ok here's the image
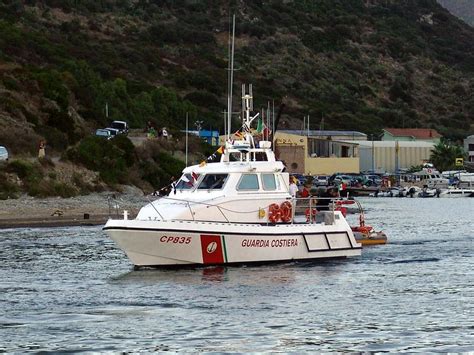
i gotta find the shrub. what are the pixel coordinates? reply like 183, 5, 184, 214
65, 136, 135, 184
0, 172, 19, 200
28, 180, 78, 198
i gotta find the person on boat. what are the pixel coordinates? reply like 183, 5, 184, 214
299, 183, 310, 198
289, 176, 298, 198
316, 187, 339, 211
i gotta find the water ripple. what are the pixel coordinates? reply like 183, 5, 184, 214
0, 199, 473, 352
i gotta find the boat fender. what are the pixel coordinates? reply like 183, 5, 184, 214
268, 203, 281, 223
280, 201, 292, 223
305, 208, 317, 222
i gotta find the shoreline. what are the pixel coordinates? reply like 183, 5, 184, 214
0, 214, 111, 229
0, 187, 145, 229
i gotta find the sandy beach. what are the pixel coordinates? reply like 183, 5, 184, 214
0, 186, 147, 228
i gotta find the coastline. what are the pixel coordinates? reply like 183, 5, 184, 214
0, 186, 146, 229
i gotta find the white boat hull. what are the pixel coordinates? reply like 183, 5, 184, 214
439, 189, 474, 198
104, 214, 361, 267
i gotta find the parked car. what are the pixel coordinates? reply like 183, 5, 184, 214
109, 120, 129, 135
333, 174, 353, 185
95, 129, 113, 140
314, 175, 329, 186
105, 127, 120, 137
363, 174, 382, 186
0, 145, 9, 161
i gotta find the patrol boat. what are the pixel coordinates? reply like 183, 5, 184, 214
103, 86, 362, 267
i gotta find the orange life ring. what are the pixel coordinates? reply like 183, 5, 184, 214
268, 203, 281, 223
280, 201, 292, 222
305, 208, 317, 222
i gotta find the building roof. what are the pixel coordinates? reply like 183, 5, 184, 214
279, 130, 367, 138
383, 128, 441, 139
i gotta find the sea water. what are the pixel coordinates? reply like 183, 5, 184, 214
0, 198, 473, 352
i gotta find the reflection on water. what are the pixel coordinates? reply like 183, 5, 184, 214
0, 198, 473, 353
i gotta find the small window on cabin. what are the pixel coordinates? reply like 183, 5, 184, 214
262, 173, 276, 190
237, 174, 259, 190
197, 174, 228, 190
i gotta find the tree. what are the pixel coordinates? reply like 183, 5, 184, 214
430, 140, 466, 172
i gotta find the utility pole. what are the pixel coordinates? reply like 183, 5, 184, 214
372, 135, 375, 173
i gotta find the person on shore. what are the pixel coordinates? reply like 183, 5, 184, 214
38, 140, 46, 159
161, 127, 168, 139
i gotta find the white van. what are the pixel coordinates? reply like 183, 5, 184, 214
109, 121, 129, 135
0, 146, 9, 161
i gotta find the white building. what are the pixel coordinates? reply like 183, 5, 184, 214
464, 135, 474, 163
345, 140, 435, 173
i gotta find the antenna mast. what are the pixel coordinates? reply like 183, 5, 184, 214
227, 14, 236, 138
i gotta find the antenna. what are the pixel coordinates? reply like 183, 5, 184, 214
307, 115, 310, 137
185, 112, 188, 167
227, 14, 236, 138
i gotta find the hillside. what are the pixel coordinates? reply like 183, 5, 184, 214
438, 0, 474, 26
1, 0, 474, 194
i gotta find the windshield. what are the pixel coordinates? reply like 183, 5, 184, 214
96, 130, 110, 136
111, 122, 126, 130
175, 173, 200, 190
197, 174, 228, 190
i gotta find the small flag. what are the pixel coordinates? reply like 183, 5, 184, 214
192, 172, 199, 181
216, 146, 224, 154
256, 117, 264, 134
234, 131, 244, 139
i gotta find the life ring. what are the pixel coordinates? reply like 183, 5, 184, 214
280, 201, 292, 222
427, 168, 432, 173
268, 203, 281, 223
305, 208, 317, 222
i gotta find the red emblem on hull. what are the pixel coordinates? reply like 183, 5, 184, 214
200, 235, 224, 264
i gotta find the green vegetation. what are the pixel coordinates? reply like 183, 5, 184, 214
1, 0, 474, 197
66, 135, 135, 185
429, 140, 467, 172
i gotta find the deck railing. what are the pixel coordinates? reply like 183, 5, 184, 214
113, 194, 358, 226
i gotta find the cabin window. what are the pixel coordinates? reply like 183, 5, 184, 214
176, 173, 199, 190
262, 173, 276, 191
237, 174, 259, 190
197, 174, 228, 190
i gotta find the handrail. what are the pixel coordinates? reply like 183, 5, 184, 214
144, 194, 165, 221
118, 194, 354, 224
